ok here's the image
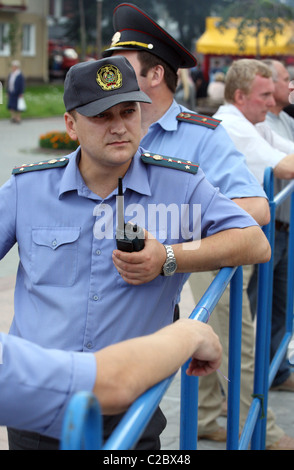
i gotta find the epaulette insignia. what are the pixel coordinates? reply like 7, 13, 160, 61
176, 112, 221, 130
141, 152, 199, 174
12, 157, 69, 175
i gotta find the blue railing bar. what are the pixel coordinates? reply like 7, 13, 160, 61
251, 167, 275, 450
259, 170, 276, 450
286, 192, 294, 334
257, 173, 294, 448
239, 398, 261, 450
251, 169, 294, 450
251, 249, 273, 449
273, 180, 294, 207
60, 391, 102, 450
180, 364, 198, 450
104, 267, 238, 451
269, 333, 292, 388
189, 267, 237, 323
103, 375, 175, 450
180, 266, 236, 450
227, 267, 243, 450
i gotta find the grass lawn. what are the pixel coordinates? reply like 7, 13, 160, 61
0, 83, 65, 120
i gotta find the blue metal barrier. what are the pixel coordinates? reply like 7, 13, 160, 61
61, 170, 294, 450
61, 266, 242, 450
251, 168, 294, 450
61, 391, 102, 450
179, 266, 242, 450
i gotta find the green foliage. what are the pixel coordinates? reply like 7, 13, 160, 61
0, 84, 65, 120
7, 18, 22, 58
215, 0, 294, 56
63, 0, 227, 53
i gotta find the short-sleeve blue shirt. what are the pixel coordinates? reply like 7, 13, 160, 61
0, 332, 95, 438
141, 100, 266, 200
0, 147, 257, 351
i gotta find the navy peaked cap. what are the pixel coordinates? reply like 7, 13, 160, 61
103, 3, 197, 72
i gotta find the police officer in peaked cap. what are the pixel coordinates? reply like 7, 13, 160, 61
102, 3, 278, 448
103, 2, 196, 72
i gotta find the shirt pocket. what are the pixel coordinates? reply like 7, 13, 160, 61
31, 227, 80, 287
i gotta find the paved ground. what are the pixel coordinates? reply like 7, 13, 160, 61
0, 116, 294, 451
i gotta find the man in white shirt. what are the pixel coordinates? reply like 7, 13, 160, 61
247, 59, 294, 393
214, 61, 294, 184
197, 59, 294, 450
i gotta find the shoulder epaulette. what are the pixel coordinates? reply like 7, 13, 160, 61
176, 112, 221, 130
141, 152, 199, 174
12, 157, 69, 175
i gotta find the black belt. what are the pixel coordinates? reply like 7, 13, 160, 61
275, 220, 289, 232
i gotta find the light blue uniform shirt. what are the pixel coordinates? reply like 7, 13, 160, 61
0, 147, 257, 352
141, 100, 266, 200
0, 332, 96, 439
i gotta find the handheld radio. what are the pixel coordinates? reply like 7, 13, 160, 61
116, 177, 145, 252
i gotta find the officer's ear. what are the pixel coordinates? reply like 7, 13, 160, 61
64, 111, 78, 141
149, 64, 165, 87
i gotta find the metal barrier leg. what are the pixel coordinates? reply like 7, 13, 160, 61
61, 391, 102, 450
180, 365, 198, 450
252, 168, 275, 450
286, 193, 294, 336
227, 266, 242, 450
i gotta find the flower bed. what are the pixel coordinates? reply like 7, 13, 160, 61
39, 131, 79, 151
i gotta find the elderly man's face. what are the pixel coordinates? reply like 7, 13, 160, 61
273, 62, 291, 108
240, 75, 276, 125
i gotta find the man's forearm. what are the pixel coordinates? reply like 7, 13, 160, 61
232, 197, 270, 227
112, 226, 271, 284
274, 154, 294, 180
173, 226, 271, 273
93, 319, 222, 415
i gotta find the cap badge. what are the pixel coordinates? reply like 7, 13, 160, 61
96, 64, 122, 91
111, 31, 121, 46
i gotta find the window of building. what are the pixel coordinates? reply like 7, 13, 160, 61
0, 23, 10, 56
49, 0, 72, 18
22, 23, 35, 56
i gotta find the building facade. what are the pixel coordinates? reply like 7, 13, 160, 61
0, 0, 49, 82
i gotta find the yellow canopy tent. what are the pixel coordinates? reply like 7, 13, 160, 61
196, 17, 294, 80
197, 16, 294, 56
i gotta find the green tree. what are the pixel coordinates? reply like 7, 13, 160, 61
6, 18, 22, 58
160, 0, 227, 49
64, 0, 225, 55
64, 0, 158, 55
215, 0, 294, 58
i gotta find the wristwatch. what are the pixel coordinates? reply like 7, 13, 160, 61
162, 245, 177, 276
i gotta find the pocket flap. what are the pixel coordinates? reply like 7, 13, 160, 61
32, 227, 81, 250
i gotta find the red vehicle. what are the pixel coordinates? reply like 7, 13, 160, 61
48, 40, 79, 79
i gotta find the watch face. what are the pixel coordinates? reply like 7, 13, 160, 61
165, 261, 177, 274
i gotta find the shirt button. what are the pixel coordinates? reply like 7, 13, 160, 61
52, 239, 57, 247
86, 342, 93, 349
96, 249, 101, 255
93, 294, 99, 301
